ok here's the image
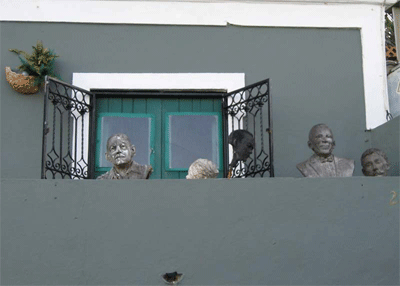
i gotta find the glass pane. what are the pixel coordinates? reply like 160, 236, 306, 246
99, 116, 151, 167
168, 114, 219, 169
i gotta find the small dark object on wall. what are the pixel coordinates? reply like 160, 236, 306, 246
162, 271, 183, 285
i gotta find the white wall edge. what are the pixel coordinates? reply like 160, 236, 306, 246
0, 1, 395, 26
72, 73, 245, 92
72, 72, 245, 169
1, 0, 389, 128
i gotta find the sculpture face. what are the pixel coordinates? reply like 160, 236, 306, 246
234, 135, 255, 161
308, 126, 335, 156
106, 136, 135, 166
362, 153, 389, 176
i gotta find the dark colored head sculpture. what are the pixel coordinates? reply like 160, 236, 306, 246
105, 133, 136, 167
308, 124, 336, 157
228, 130, 255, 167
361, 148, 390, 176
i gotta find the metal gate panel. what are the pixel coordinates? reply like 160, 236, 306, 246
41, 76, 95, 179
223, 78, 273, 178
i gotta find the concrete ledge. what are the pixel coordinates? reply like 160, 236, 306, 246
1, 177, 399, 285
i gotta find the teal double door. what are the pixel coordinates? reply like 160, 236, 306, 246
95, 96, 224, 179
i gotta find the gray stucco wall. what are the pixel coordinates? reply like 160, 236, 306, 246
371, 116, 400, 176
1, 22, 370, 178
1, 177, 399, 285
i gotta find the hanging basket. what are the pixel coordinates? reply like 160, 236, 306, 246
5, 66, 39, 94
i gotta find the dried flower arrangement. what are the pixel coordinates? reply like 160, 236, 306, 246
6, 41, 59, 94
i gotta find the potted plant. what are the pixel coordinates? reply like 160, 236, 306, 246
5, 40, 59, 94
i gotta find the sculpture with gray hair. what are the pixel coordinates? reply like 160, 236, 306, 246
361, 148, 390, 176
186, 158, 219, 179
296, 124, 354, 177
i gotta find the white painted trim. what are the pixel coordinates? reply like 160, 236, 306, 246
0, 1, 396, 26
73, 73, 245, 92
72, 72, 245, 170
1, 0, 390, 128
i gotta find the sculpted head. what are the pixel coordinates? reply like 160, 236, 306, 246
308, 124, 336, 157
186, 159, 219, 179
228, 130, 255, 163
361, 148, 390, 177
105, 133, 136, 167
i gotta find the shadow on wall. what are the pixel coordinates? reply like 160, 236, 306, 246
371, 116, 400, 176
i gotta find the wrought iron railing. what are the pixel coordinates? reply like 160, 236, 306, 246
41, 76, 272, 179
222, 78, 273, 178
41, 76, 95, 179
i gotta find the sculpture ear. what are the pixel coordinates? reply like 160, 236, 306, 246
232, 138, 237, 148
105, 152, 111, 162
131, 145, 136, 157
307, 141, 312, 149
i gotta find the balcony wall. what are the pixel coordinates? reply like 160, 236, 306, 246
1, 177, 399, 285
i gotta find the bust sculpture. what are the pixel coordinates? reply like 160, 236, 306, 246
97, 133, 153, 180
296, 124, 354, 177
228, 130, 255, 168
361, 148, 390, 176
186, 158, 219, 179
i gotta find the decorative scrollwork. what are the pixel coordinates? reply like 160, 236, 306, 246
42, 77, 94, 179
223, 78, 273, 178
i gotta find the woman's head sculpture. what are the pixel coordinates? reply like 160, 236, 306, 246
186, 158, 219, 179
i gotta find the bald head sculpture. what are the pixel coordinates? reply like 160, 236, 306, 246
307, 124, 336, 157
97, 133, 153, 180
297, 124, 354, 177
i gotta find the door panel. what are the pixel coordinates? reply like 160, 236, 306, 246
95, 97, 223, 179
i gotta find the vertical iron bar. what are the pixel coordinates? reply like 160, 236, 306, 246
51, 98, 57, 179
81, 107, 85, 177
41, 76, 50, 179
267, 79, 274, 177
259, 101, 264, 153
59, 107, 63, 177
74, 113, 78, 178
252, 106, 257, 176
67, 102, 72, 175
88, 93, 97, 179
259, 100, 265, 177
222, 96, 229, 178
